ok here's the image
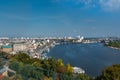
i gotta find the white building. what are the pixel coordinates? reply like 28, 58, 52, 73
72, 67, 85, 74
13, 44, 27, 52
0, 37, 9, 40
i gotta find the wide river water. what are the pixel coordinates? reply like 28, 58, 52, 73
47, 43, 120, 77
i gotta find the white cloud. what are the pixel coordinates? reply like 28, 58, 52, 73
75, 0, 92, 5
76, 0, 120, 11
99, 0, 120, 11
53, 0, 92, 5
53, 0, 120, 11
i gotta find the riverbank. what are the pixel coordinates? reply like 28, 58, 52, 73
107, 46, 120, 50
104, 41, 120, 50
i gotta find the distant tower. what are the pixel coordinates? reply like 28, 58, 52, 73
76, 35, 84, 42
32, 40, 36, 44
81, 36, 84, 40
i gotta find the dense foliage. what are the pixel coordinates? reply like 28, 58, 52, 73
95, 64, 120, 80
105, 41, 120, 48
1, 52, 120, 80
8, 52, 90, 80
0, 51, 10, 69
0, 51, 13, 59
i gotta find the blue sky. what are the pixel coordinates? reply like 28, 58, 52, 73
0, 0, 120, 37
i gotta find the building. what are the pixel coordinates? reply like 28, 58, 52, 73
0, 45, 12, 53
72, 67, 85, 74
13, 43, 27, 52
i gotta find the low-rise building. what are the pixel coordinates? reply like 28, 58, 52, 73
0, 45, 12, 53
72, 67, 85, 74
13, 43, 27, 52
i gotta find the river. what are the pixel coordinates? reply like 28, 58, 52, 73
47, 43, 120, 77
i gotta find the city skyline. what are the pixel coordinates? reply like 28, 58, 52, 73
0, 0, 120, 37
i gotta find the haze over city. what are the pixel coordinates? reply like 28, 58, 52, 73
0, 0, 120, 37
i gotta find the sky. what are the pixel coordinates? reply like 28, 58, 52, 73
0, 0, 120, 37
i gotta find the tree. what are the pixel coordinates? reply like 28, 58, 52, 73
98, 64, 120, 80
105, 41, 120, 48
31, 58, 42, 67
13, 74, 23, 80
2, 76, 9, 80
9, 61, 23, 73
28, 77, 37, 80
0, 51, 9, 59
66, 63, 73, 75
11, 52, 30, 64
20, 65, 43, 80
56, 59, 66, 73
76, 74, 90, 80
56, 65, 66, 74
57, 59, 64, 67
47, 58, 57, 71
0, 60, 4, 69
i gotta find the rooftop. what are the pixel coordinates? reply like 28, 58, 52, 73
1, 45, 12, 48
